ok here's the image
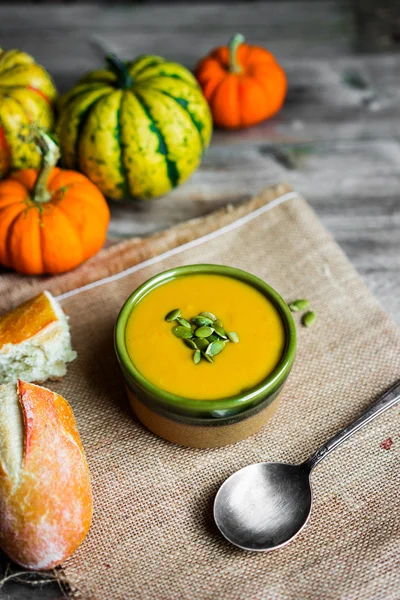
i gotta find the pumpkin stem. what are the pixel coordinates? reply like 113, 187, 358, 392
228, 33, 245, 74
106, 53, 134, 89
31, 128, 60, 204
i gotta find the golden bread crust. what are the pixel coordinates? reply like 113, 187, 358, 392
0, 293, 58, 348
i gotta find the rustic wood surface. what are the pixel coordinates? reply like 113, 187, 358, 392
0, 2, 399, 598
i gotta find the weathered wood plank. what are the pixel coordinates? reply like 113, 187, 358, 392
214, 53, 400, 146
0, 1, 352, 44
353, 0, 400, 52
0, 1, 353, 83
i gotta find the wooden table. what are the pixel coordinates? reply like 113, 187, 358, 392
0, 2, 399, 598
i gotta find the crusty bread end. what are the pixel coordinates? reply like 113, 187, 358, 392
0, 381, 92, 569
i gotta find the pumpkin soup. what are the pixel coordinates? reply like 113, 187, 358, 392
125, 274, 285, 400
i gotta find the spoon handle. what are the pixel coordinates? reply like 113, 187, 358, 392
304, 380, 400, 471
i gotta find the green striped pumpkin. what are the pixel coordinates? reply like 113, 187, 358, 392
58, 54, 212, 201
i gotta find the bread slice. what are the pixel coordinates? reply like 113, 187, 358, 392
0, 380, 92, 569
0, 291, 76, 384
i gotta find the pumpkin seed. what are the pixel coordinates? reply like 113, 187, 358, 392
199, 312, 217, 322
201, 352, 214, 363
195, 326, 214, 338
165, 308, 181, 322
205, 340, 225, 356
176, 317, 191, 329
227, 331, 239, 343
213, 325, 228, 339
194, 338, 209, 350
172, 325, 193, 339
193, 349, 201, 364
207, 334, 218, 343
191, 316, 213, 327
167, 309, 239, 364
289, 299, 309, 312
184, 339, 197, 349
302, 311, 316, 327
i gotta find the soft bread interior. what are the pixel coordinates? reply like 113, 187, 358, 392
0, 292, 76, 385
0, 383, 23, 481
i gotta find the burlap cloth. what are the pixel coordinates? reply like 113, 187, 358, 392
2, 183, 400, 599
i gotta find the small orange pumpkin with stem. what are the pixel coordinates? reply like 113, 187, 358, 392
0, 129, 110, 275
195, 33, 287, 129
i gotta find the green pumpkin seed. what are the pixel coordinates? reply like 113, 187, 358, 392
191, 316, 213, 327
213, 325, 227, 339
205, 340, 225, 356
199, 312, 217, 322
195, 326, 214, 338
227, 331, 239, 343
184, 339, 197, 349
207, 334, 218, 343
165, 308, 181, 322
193, 349, 201, 364
194, 338, 209, 350
176, 317, 191, 329
172, 325, 193, 339
302, 311, 316, 327
167, 309, 239, 364
201, 352, 214, 363
289, 299, 309, 312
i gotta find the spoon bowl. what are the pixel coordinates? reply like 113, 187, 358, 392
214, 462, 312, 551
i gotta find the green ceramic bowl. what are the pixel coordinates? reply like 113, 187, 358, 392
115, 264, 296, 421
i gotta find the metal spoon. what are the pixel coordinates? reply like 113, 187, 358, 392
214, 380, 400, 551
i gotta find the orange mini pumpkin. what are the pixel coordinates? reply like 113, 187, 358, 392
0, 130, 110, 275
195, 34, 287, 129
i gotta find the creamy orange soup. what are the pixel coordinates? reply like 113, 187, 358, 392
125, 274, 285, 400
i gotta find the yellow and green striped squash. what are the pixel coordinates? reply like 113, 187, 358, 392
0, 48, 57, 178
57, 54, 213, 201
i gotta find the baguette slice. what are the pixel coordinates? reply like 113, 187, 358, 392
0, 291, 76, 384
0, 380, 92, 569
